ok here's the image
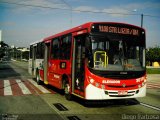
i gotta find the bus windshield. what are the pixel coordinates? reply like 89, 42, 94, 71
87, 35, 145, 71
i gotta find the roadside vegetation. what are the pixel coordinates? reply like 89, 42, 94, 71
147, 68, 160, 74
146, 46, 160, 66
0, 41, 29, 62
146, 46, 160, 74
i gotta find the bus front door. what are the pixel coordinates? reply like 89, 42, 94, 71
32, 46, 36, 77
44, 43, 50, 84
72, 35, 86, 94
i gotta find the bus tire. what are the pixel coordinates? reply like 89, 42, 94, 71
36, 70, 41, 85
64, 80, 72, 101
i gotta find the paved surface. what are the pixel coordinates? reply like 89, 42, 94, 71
0, 79, 56, 96
0, 61, 63, 120
0, 78, 159, 97
0, 61, 159, 120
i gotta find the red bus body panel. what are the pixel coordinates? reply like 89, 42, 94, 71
39, 22, 146, 100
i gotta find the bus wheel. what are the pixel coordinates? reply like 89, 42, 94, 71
36, 70, 41, 85
64, 81, 72, 101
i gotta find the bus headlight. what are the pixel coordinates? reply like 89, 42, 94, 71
101, 85, 105, 89
90, 78, 94, 84
142, 81, 146, 87
95, 82, 99, 87
138, 81, 146, 88
88, 77, 105, 89
138, 84, 141, 88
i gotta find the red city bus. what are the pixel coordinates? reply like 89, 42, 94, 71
30, 22, 146, 100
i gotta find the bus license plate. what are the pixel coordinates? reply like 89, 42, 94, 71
118, 91, 128, 95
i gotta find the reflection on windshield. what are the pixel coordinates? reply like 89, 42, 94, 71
87, 36, 145, 71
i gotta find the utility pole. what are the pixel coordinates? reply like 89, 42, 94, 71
141, 14, 143, 28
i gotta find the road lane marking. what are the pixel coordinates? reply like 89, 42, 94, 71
16, 79, 31, 94
10, 80, 23, 96
147, 85, 160, 89
140, 102, 160, 111
28, 79, 51, 94
23, 80, 40, 95
4, 80, 12, 95
147, 81, 160, 84
0, 80, 4, 96
147, 83, 160, 89
147, 83, 160, 86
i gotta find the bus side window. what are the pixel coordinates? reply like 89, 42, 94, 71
61, 34, 72, 60
51, 38, 60, 59
41, 42, 45, 59
36, 42, 41, 59
30, 45, 33, 59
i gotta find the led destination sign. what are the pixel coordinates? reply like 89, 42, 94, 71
92, 25, 140, 36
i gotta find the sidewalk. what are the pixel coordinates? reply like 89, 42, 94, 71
147, 74, 160, 82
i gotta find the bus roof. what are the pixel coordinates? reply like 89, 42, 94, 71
43, 22, 92, 41
30, 39, 43, 46
43, 22, 144, 42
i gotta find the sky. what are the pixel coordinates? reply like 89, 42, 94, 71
0, 0, 160, 48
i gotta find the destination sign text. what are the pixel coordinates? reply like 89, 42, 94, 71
99, 25, 139, 36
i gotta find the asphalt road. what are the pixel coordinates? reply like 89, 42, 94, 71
0, 61, 160, 120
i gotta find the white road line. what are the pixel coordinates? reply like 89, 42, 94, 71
28, 79, 51, 93
147, 84, 160, 88
147, 85, 160, 88
16, 79, 31, 94
140, 103, 160, 111
147, 87, 160, 89
148, 82, 160, 84
147, 83, 160, 88
4, 80, 12, 95
147, 84, 160, 87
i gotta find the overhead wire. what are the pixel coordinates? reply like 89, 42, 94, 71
0, 1, 160, 18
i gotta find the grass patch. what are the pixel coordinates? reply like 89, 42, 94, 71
147, 68, 160, 74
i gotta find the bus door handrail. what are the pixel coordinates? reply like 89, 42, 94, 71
93, 51, 108, 68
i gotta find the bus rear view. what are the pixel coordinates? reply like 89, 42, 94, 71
85, 23, 146, 99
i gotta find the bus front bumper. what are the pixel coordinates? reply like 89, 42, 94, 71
85, 84, 146, 100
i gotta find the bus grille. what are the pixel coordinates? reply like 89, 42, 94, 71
105, 91, 135, 97
107, 85, 137, 88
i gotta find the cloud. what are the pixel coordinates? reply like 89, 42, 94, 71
102, 7, 131, 17
73, 6, 100, 13
102, 2, 160, 17
19, 0, 67, 9
73, 5, 133, 17
2, 0, 160, 16
1, 0, 69, 14
125, 2, 160, 10
0, 22, 16, 27
73, 2, 160, 17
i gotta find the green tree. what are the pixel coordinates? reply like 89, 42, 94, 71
23, 51, 29, 60
0, 41, 9, 58
146, 46, 160, 65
